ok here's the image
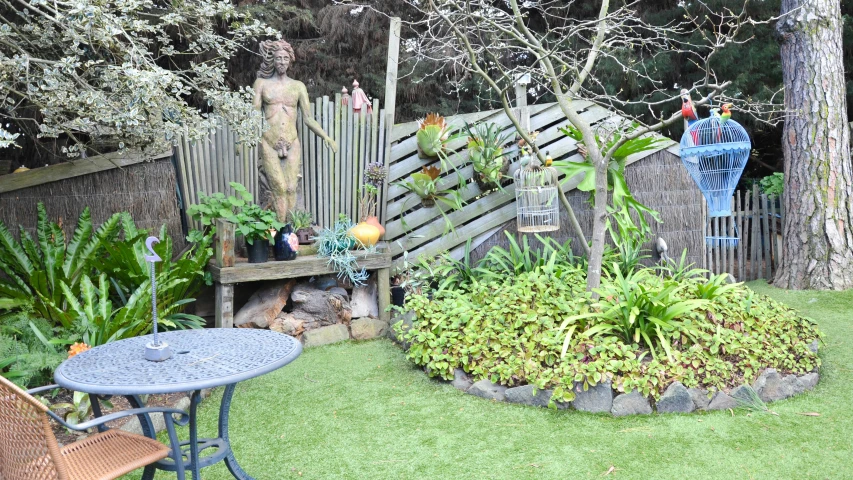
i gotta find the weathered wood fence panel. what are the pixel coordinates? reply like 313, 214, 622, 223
174, 98, 386, 230
385, 100, 646, 266
704, 185, 782, 281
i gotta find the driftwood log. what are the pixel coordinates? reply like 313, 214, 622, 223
234, 279, 297, 328
290, 282, 351, 330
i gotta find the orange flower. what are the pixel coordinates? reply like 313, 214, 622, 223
68, 342, 91, 358
421, 165, 441, 180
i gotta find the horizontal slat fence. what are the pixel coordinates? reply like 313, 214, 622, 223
704, 185, 782, 281
385, 101, 627, 266
174, 96, 385, 230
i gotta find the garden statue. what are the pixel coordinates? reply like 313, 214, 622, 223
253, 39, 338, 221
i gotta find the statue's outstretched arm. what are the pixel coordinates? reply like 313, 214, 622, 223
299, 84, 338, 153
252, 79, 264, 112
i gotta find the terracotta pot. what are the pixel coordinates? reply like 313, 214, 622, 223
364, 216, 385, 238
350, 222, 381, 247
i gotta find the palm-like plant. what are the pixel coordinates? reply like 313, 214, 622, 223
558, 267, 709, 361
0, 204, 121, 327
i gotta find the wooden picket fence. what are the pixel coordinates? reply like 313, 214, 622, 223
704, 185, 783, 281
174, 121, 261, 230
174, 97, 386, 230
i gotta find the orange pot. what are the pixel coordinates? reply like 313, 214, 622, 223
350, 222, 381, 247
365, 216, 385, 238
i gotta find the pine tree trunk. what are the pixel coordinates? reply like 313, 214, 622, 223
773, 0, 853, 290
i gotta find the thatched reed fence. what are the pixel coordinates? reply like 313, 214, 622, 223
0, 151, 183, 246
705, 185, 782, 281
173, 97, 387, 231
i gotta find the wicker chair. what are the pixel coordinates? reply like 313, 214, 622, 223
0, 375, 188, 480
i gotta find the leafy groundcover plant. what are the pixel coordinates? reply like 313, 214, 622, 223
397, 244, 822, 405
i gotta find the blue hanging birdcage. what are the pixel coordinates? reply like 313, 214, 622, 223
680, 117, 751, 217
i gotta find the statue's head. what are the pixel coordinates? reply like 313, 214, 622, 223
258, 40, 295, 79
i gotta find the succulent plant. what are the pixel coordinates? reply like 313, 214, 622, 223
364, 162, 387, 187
465, 122, 512, 189
416, 113, 451, 158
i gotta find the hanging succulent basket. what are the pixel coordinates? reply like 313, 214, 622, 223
474, 158, 510, 191
421, 197, 436, 208
417, 143, 441, 160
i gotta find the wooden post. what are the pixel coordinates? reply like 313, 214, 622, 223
215, 219, 235, 268
515, 75, 530, 133
380, 17, 401, 225
377, 267, 391, 323
215, 283, 234, 329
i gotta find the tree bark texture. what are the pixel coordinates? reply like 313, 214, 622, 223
774, 0, 853, 290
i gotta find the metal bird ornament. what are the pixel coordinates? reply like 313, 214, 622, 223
143, 236, 171, 362
720, 103, 733, 125
655, 236, 670, 263
680, 89, 699, 125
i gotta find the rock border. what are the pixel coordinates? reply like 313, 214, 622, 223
390, 314, 820, 416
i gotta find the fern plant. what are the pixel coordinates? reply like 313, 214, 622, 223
0, 204, 121, 327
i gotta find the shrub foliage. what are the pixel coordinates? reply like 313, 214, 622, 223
398, 242, 822, 403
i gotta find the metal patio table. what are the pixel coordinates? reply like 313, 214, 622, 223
54, 328, 302, 480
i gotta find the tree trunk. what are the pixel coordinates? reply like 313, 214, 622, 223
586, 148, 609, 293
773, 0, 853, 290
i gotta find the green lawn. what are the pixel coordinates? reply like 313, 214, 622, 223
134, 282, 852, 479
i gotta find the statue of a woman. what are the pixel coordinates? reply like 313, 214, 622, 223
253, 39, 337, 221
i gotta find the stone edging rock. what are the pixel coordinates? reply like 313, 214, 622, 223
389, 313, 820, 416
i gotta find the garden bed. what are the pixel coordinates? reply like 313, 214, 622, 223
390, 238, 822, 417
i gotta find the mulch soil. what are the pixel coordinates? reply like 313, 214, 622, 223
43, 389, 190, 446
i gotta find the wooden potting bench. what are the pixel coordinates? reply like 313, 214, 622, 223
209, 220, 393, 328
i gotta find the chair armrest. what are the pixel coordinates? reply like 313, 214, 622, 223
47, 406, 189, 432
26, 384, 60, 395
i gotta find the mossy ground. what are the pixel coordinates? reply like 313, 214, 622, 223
129, 282, 852, 479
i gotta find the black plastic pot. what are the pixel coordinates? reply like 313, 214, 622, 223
391, 286, 406, 307
246, 238, 269, 263
274, 225, 298, 261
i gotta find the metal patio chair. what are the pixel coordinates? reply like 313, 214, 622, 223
0, 375, 187, 480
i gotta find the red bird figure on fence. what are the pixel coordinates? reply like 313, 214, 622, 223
681, 88, 700, 145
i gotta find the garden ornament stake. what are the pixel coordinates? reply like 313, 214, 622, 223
143, 236, 171, 362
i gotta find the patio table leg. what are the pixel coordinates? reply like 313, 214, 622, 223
126, 394, 158, 480
189, 390, 203, 479
219, 383, 254, 480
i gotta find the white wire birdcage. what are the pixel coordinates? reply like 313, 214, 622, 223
514, 154, 560, 233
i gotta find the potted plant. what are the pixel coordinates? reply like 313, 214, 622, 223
395, 166, 463, 210
361, 162, 387, 236
229, 204, 283, 263
288, 209, 314, 244
316, 215, 370, 286
416, 113, 451, 159
351, 184, 382, 247
465, 122, 512, 190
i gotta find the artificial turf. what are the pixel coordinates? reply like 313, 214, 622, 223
131, 281, 852, 479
